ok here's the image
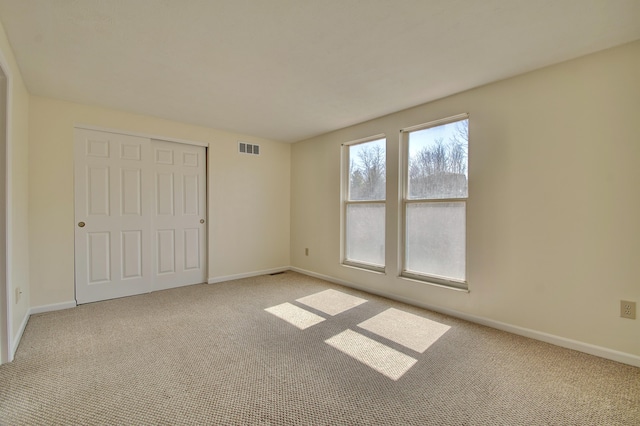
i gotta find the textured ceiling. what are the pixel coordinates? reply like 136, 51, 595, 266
0, 0, 639, 142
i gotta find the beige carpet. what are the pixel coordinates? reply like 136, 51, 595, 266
1, 271, 638, 425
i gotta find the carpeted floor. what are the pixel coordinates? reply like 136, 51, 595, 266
1, 271, 638, 425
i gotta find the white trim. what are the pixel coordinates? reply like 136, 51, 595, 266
73, 123, 209, 147
29, 301, 77, 315
400, 112, 469, 134
289, 267, 640, 368
341, 133, 386, 147
11, 306, 28, 358
208, 267, 290, 284
0, 47, 12, 364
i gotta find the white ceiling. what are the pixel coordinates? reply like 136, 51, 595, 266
0, 1, 639, 142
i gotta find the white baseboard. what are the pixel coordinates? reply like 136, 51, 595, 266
208, 266, 290, 284
30, 301, 77, 315
11, 308, 30, 360
290, 267, 640, 368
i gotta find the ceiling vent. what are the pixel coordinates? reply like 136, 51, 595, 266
239, 142, 260, 155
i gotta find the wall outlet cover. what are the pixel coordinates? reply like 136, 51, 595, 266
620, 300, 636, 320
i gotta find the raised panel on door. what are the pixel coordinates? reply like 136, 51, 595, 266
121, 169, 142, 216
183, 174, 199, 216
87, 232, 110, 284
74, 128, 153, 304
152, 139, 207, 290
183, 228, 200, 270
156, 172, 175, 216
87, 166, 110, 216
121, 231, 143, 279
157, 229, 176, 274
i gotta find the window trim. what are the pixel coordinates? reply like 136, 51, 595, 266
399, 113, 469, 289
341, 134, 387, 273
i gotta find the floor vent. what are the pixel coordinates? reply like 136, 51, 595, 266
239, 142, 260, 155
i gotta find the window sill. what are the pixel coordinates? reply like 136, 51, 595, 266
341, 261, 386, 275
400, 274, 469, 293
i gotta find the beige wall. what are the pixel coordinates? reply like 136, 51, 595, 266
291, 41, 640, 357
29, 97, 290, 307
0, 19, 30, 356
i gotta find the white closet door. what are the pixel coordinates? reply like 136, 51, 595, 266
74, 129, 153, 304
151, 140, 207, 290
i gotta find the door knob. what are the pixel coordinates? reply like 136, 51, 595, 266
200, 219, 205, 224
78, 222, 86, 228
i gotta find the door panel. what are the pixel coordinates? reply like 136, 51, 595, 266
156, 173, 174, 215
121, 169, 142, 215
183, 175, 199, 215
184, 228, 200, 270
152, 140, 206, 290
88, 166, 110, 215
157, 229, 176, 274
121, 230, 143, 279
88, 232, 110, 283
75, 129, 153, 304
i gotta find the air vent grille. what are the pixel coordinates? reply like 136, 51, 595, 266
239, 142, 260, 155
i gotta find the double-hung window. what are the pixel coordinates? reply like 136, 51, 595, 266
401, 114, 468, 289
342, 136, 386, 272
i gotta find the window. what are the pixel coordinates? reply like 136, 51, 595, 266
401, 114, 468, 289
342, 136, 386, 271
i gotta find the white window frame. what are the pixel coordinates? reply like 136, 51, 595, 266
341, 135, 386, 273
400, 113, 469, 290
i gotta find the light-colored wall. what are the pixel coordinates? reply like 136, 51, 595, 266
291, 40, 640, 357
0, 19, 30, 358
29, 96, 290, 307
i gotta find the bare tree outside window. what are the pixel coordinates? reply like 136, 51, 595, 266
349, 141, 386, 201
408, 120, 468, 199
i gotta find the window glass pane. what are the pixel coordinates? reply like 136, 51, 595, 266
346, 203, 385, 266
405, 202, 465, 281
349, 138, 386, 201
408, 119, 468, 199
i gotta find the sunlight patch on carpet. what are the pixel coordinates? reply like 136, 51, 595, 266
358, 308, 451, 353
325, 329, 417, 380
265, 303, 325, 329
296, 289, 367, 316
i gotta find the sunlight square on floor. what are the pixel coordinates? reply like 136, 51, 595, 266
265, 303, 326, 330
325, 329, 417, 380
296, 289, 367, 316
358, 308, 451, 353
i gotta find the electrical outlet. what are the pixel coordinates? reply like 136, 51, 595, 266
15, 287, 21, 303
305, 248, 309, 256
620, 300, 636, 319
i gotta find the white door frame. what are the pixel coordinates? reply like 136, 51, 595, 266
73, 124, 209, 303
0, 49, 13, 364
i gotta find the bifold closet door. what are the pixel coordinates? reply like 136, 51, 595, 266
151, 140, 207, 291
74, 129, 153, 304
